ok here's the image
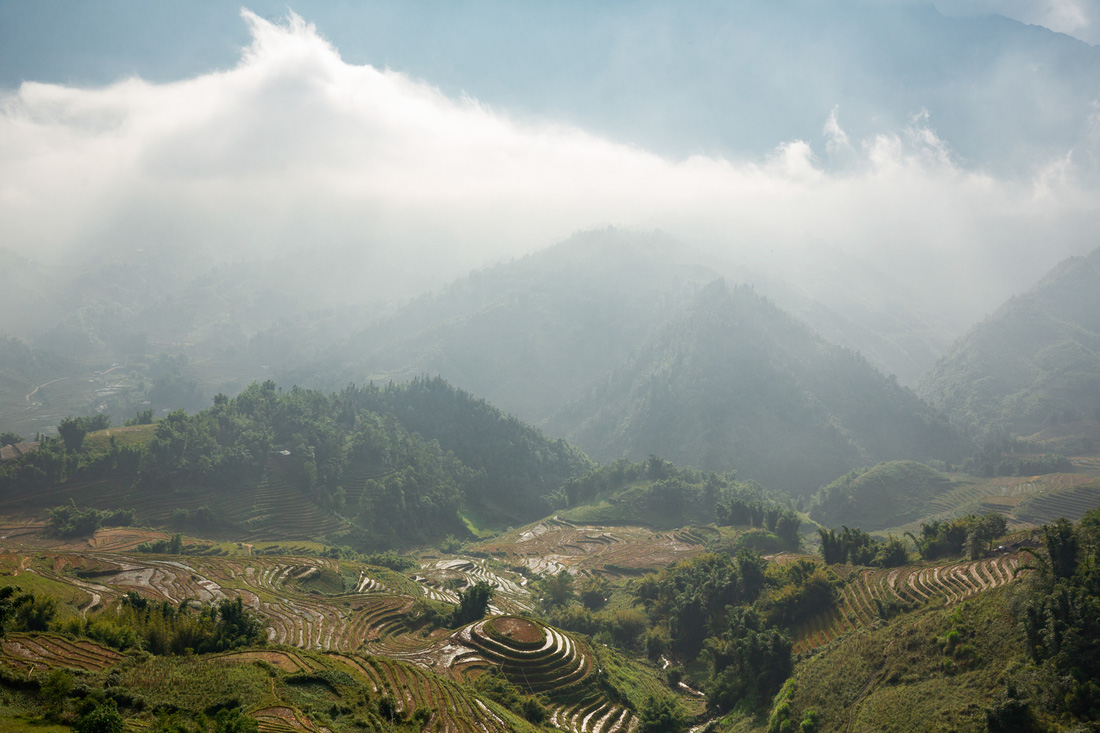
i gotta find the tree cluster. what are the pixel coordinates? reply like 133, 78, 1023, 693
1011, 512, 1100, 724
909, 513, 1008, 561
58, 593, 264, 655
818, 527, 908, 567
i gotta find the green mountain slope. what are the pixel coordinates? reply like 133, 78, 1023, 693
0, 378, 589, 546
312, 229, 719, 424
810, 460, 954, 531
916, 246, 1100, 437
546, 281, 966, 495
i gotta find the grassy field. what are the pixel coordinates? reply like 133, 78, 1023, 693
82, 423, 158, 451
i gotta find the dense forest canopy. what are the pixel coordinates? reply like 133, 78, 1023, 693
0, 377, 590, 547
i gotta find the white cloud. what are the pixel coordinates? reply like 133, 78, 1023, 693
1, 9, 1098, 318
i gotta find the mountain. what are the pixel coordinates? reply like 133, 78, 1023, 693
545, 281, 966, 495
310, 229, 719, 424
916, 246, 1100, 437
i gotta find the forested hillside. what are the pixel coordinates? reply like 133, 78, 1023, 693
547, 281, 966, 495
310, 229, 719, 424
917, 246, 1100, 437
810, 460, 954, 531
0, 378, 589, 547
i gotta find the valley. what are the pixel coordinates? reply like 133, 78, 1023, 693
4, 236, 1100, 731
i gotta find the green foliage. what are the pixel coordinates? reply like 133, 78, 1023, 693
536, 570, 575, 609
473, 669, 548, 724
555, 280, 967, 495
125, 408, 156, 427
40, 668, 74, 717
546, 606, 648, 651
810, 461, 952, 531
917, 248, 1100, 437
634, 551, 766, 658
341, 377, 592, 522
985, 689, 1040, 733
0, 585, 17, 635
910, 513, 1008, 561
47, 504, 133, 539
704, 607, 792, 712
137, 533, 185, 554
451, 581, 493, 627
578, 575, 610, 610
11, 590, 57, 631
1043, 517, 1078, 579
636, 694, 689, 733
57, 416, 89, 453
818, 526, 910, 567
964, 436, 1074, 478
212, 708, 258, 733
74, 699, 124, 733
127, 379, 589, 546
757, 560, 837, 628
360, 551, 415, 571
60, 595, 263, 655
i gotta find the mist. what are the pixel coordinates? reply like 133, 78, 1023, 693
2, 7, 1098, 333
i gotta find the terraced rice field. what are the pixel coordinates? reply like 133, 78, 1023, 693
471, 517, 715, 578
791, 553, 1022, 653
1014, 482, 1100, 525
416, 556, 532, 614
0, 633, 123, 671
449, 616, 638, 733
884, 473, 1099, 535
17, 553, 420, 654
326, 653, 520, 733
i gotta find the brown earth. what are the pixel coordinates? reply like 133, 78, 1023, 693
489, 616, 544, 645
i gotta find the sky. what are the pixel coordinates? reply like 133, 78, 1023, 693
945, 0, 1100, 43
2, 1, 1100, 328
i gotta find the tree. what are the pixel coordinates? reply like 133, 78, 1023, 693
57, 416, 88, 453
452, 581, 494, 626
15, 592, 57, 630
975, 513, 1008, 552
0, 431, 23, 447
215, 597, 263, 649
704, 607, 792, 712
1045, 518, 1079, 579
874, 535, 909, 567
75, 699, 125, 733
774, 511, 801, 548
213, 708, 258, 733
538, 570, 575, 609
637, 695, 688, 733
579, 575, 610, 610
0, 585, 17, 635
41, 668, 74, 719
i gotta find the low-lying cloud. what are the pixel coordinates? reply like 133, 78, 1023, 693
2, 9, 1098, 321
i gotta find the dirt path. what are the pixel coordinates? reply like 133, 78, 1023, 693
25, 377, 69, 404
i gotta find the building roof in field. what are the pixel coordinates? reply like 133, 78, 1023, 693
0, 442, 40, 462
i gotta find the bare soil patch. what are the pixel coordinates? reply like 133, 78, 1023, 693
488, 616, 544, 645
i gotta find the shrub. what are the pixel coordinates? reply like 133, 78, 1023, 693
74, 699, 125, 733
